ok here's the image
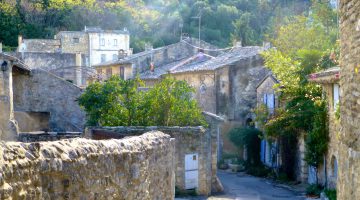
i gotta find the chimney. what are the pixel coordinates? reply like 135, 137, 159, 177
118, 49, 127, 59
75, 53, 82, 86
18, 35, 23, 49
0, 43, 2, 53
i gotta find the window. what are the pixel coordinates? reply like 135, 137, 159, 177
119, 66, 125, 80
100, 38, 105, 46
263, 93, 275, 114
112, 54, 118, 61
106, 68, 112, 78
101, 54, 106, 63
114, 39, 118, 46
73, 37, 79, 43
333, 84, 340, 109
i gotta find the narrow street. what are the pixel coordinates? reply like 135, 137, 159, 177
177, 171, 306, 200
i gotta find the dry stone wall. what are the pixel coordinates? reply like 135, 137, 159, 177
0, 131, 175, 200
84, 126, 217, 196
339, 0, 360, 199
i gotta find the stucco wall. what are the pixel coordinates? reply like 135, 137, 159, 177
338, 1, 360, 199
12, 69, 86, 132
0, 131, 175, 199
84, 126, 216, 196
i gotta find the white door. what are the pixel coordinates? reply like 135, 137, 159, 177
185, 153, 199, 189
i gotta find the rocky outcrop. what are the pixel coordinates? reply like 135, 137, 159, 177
0, 131, 175, 199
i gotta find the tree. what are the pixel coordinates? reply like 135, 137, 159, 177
259, 0, 337, 180
78, 75, 206, 127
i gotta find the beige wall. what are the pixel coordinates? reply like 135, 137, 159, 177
55, 32, 89, 54
338, 0, 360, 199
172, 71, 216, 113
0, 132, 175, 199
0, 60, 18, 141
94, 63, 133, 82
14, 111, 50, 132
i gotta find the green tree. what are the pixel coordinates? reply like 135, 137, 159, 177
78, 75, 206, 127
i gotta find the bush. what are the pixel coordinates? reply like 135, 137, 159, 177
175, 186, 198, 197
79, 76, 207, 127
324, 188, 336, 200
306, 184, 323, 197
246, 164, 271, 177
228, 127, 262, 166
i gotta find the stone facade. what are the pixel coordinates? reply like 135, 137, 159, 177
0, 131, 175, 199
84, 122, 224, 196
13, 69, 86, 132
308, 67, 340, 188
338, 0, 360, 199
15, 52, 90, 87
0, 53, 86, 140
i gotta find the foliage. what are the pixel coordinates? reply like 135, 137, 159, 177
253, 104, 269, 130
78, 76, 206, 127
246, 164, 271, 178
0, 0, 311, 51
324, 188, 337, 200
306, 184, 323, 197
259, 0, 337, 179
305, 100, 328, 184
228, 127, 262, 165
175, 186, 198, 197
145, 76, 206, 126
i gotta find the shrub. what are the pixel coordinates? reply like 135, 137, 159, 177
228, 127, 262, 166
324, 189, 336, 200
79, 76, 207, 127
246, 164, 271, 177
175, 186, 198, 197
306, 184, 323, 197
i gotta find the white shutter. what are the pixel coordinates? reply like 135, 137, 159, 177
333, 84, 340, 109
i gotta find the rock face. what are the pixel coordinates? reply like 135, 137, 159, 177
0, 131, 175, 200
338, 0, 360, 199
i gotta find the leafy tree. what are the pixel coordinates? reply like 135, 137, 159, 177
228, 127, 262, 166
305, 100, 328, 184
259, 0, 337, 179
78, 75, 206, 127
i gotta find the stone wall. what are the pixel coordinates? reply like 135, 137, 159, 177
338, 0, 360, 199
16, 52, 89, 86
172, 71, 216, 114
0, 131, 175, 199
12, 69, 86, 132
216, 55, 268, 154
84, 125, 221, 196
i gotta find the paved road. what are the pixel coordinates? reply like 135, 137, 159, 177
177, 171, 306, 200
208, 171, 306, 200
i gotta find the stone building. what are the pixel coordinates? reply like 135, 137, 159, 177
92, 39, 269, 156
89, 60, 133, 83
256, 74, 281, 169
140, 46, 268, 155
308, 67, 340, 188
337, 0, 360, 198
0, 53, 85, 141
19, 26, 131, 67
